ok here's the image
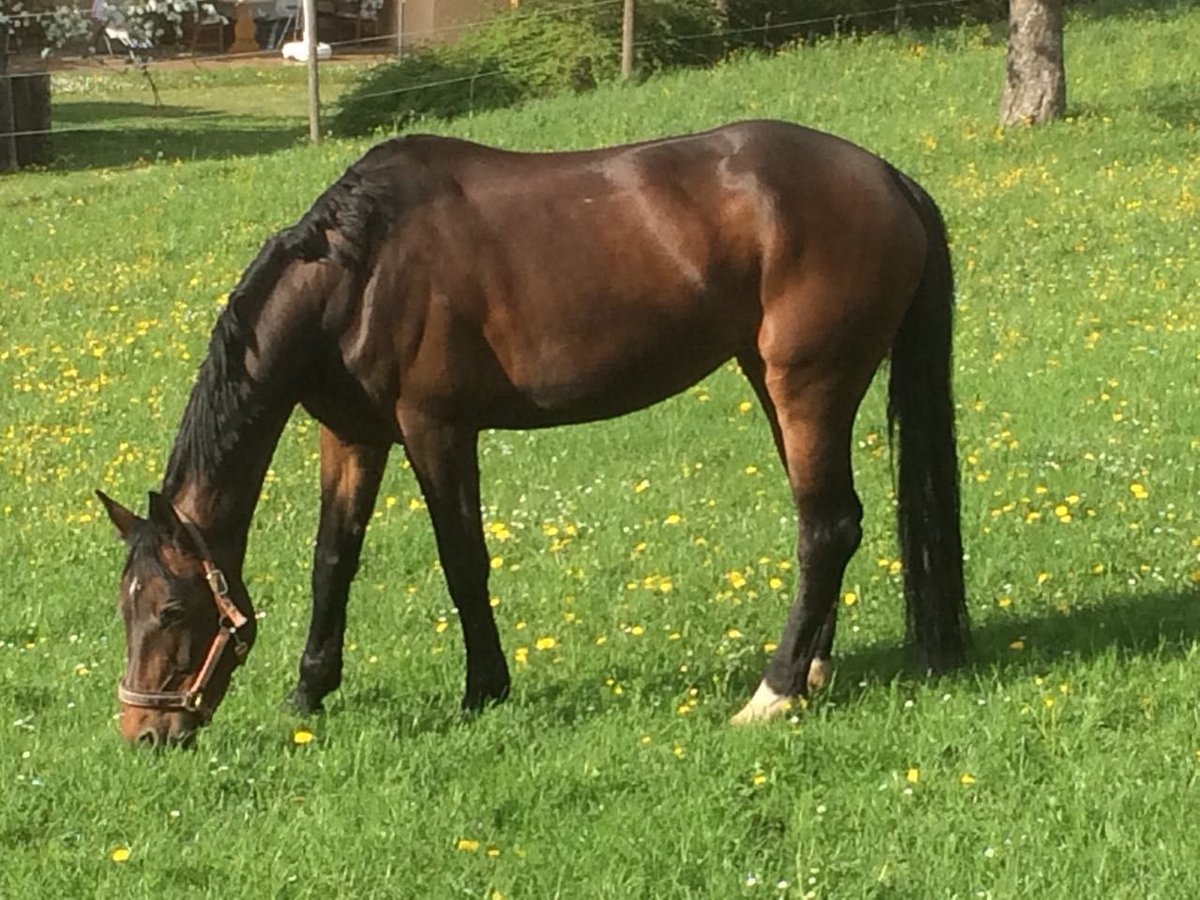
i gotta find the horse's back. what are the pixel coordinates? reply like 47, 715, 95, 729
332, 122, 927, 428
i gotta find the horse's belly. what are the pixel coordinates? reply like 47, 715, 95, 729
493, 323, 740, 428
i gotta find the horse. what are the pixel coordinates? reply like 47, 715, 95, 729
96, 119, 967, 747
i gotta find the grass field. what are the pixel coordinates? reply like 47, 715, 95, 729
2, 6, 1199, 898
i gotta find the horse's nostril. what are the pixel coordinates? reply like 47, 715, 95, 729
136, 727, 161, 746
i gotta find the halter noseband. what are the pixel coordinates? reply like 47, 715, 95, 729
117, 519, 250, 719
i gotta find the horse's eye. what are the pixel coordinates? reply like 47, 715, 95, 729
158, 605, 186, 628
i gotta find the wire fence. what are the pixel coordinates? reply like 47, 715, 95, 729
0, 0, 980, 161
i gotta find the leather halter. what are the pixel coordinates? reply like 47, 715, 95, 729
117, 518, 250, 719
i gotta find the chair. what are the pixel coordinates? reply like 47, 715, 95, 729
99, 25, 156, 58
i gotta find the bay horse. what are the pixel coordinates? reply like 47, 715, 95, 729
97, 119, 967, 746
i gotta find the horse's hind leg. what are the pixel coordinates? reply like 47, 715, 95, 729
731, 361, 867, 724
737, 353, 840, 696
289, 426, 389, 713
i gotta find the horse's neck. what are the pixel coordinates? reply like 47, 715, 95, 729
166, 403, 293, 574
162, 293, 318, 568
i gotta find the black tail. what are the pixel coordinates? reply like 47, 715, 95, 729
887, 171, 968, 672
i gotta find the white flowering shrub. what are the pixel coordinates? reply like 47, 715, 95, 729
0, 0, 201, 56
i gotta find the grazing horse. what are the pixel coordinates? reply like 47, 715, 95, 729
97, 119, 967, 746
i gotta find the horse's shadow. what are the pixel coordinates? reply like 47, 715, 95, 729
335, 587, 1199, 737
809, 587, 1200, 708
514, 587, 1200, 726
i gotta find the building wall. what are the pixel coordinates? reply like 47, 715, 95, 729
398, 0, 507, 48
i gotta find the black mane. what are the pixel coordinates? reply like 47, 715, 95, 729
161, 139, 417, 494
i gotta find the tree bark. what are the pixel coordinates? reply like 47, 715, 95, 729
1000, 0, 1066, 126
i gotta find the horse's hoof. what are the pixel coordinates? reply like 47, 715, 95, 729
806, 658, 832, 693
285, 686, 325, 715
730, 681, 795, 725
461, 680, 510, 713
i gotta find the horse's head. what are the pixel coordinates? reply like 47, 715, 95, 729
96, 490, 256, 747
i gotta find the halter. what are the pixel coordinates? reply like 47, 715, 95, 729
117, 517, 250, 719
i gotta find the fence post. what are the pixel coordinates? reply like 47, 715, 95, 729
395, 0, 404, 57
303, 0, 321, 142
0, 25, 16, 173
621, 0, 634, 80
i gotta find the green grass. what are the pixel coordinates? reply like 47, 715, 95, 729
2, 7, 1199, 897
33, 62, 367, 170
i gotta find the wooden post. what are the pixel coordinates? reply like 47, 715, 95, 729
395, 0, 404, 57
0, 25, 17, 173
303, 0, 320, 142
621, 0, 634, 80
13, 74, 51, 167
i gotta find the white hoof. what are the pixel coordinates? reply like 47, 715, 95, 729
730, 681, 793, 725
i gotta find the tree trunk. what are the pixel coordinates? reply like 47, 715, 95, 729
1000, 0, 1065, 125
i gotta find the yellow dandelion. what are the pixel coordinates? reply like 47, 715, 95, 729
629, 625, 645, 637
1129, 482, 1149, 500
996, 596, 1012, 608
726, 628, 743, 639
1009, 639, 1025, 651
744, 465, 759, 475
663, 513, 682, 525
906, 768, 920, 784
456, 838, 480, 852
728, 571, 747, 589
292, 728, 315, 745
842, 591, 858, 606
633, 479, 650, 493
485, 847, 500, 859
768, 576, 784, 590
486, 521, 512, 541
751, 772, 767, 786
1036, 572, 1051, 585
534, 636, 556, 651
763, 641, 778, 653
959, 773, 977, 786
109, 846, 131, 863
737, 400, 753, 413
489, 556, 504, 570
514, 647, 528, 664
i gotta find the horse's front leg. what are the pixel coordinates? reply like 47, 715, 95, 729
288, 426, 389, 713
399, 410, 510, 710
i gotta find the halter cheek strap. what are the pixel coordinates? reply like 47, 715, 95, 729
117, 521, 251, 718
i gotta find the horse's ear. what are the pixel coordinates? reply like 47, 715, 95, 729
95, 490, 142, 540
146, 491, 188, 546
